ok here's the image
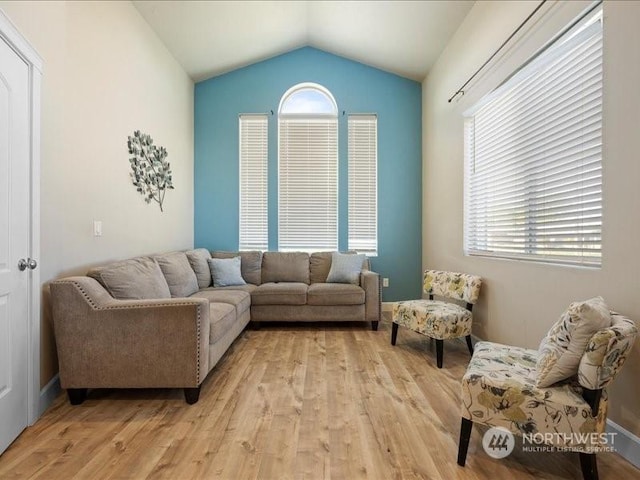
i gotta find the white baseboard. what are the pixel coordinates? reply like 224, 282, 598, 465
38, 374, 61, 418
607, 419, 640, 469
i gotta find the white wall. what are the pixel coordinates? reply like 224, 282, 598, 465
0, 0, 194, 387
423, 0, 640, 437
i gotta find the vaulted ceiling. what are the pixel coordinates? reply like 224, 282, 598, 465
133, 1, 474, 82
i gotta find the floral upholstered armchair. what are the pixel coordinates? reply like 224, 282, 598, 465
456, 307, 637, 480
392, 270, 482, 368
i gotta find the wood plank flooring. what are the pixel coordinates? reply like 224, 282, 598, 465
1, 315, 638, 479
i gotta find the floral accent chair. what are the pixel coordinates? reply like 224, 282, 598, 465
456, 313, 638, 480
392, 270, 482, 368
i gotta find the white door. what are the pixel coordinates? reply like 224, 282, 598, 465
0, 33, 31, 454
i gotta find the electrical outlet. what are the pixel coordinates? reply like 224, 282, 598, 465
93, 220, 102, 237
383, 277, 389, 287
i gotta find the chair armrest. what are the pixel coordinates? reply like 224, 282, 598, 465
361, 270, 381, 323
50, 277, 211, 389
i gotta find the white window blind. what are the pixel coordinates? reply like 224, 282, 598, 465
278, 117, 338, 251
348, 114, 378, 255
239, 114, 268, 251
464, 9, 603, 267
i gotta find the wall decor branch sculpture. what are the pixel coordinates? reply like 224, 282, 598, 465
127, 130, 174, 212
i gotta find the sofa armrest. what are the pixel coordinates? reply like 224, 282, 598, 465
361, 270, 381, 324
50, 276, 211, 389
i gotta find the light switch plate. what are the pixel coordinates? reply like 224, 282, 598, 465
93, 220, 102, 237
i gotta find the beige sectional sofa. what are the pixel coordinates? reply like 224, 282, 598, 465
50, 250, 380, 405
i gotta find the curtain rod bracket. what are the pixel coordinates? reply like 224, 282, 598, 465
448, 90, 464, 103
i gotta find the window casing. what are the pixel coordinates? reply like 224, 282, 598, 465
278, 83, 338, 252
464, 8, 603, 267
239, 114, 268, 251
348, 114, 378, 255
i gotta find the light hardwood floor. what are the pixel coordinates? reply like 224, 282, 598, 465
0, 316, 638, 479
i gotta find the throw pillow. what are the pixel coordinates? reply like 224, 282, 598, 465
536, 296, 612, 387
211, 251, 263, 285
207, 256, 247, 287
326, 252, 366, 285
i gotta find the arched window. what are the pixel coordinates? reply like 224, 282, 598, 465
279, 84, 338, 115
278, 83, 338, 251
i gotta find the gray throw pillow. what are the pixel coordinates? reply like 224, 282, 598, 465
326, 252, 366, 285
208, 257, 247, 287
211, 250, 262, 285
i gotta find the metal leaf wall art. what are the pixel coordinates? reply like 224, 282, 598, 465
127, 130, 174, 212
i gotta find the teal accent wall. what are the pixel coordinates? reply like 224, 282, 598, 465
194, 47, 422, 301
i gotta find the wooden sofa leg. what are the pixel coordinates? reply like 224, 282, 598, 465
371, 320, 379, 331
184, 387, 201, 405
67, 388, 87, 405
457, 417, 473, 466
436, 339, 444, 368
391, 322, 399, 345
579, 452, 598, 480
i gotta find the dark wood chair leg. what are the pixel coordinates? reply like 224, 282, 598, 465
371, 320, 379, 331
391, 322, 399, 345
465, 335, 474, 356
184, 387, 201, 405
457, 417, 473, 466
67, 388, 87, 405
579, 452, 598, 480
436, 339, 444, 368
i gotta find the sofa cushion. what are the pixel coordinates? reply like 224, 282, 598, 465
210, 284, 257, 294
155, 251, 199, 298
309, 252, 333, 284
327, 252, 366, 285
209, 302, 237, 344
208, 257, 246, 288
88, 257, 171, 300
190, 289, 251, 315
536, 296, 612, 387
262, 252, 310, 284
185, 248, 212, 288
307, 283, 365, 306
251, 282, 307, 305
211, 251, 263, 285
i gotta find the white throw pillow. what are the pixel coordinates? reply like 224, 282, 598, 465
326, 252, 366, 285
207, 256, 246, 288
536, 296, 612, 387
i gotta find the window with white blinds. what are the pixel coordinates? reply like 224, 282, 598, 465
278, 84, 338, 251
348, 115, 378, 255
239, 114, 268, 251
464, 7, 603, 267
279, 117, 338, 251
